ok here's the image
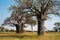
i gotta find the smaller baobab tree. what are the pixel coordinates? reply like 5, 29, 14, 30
2, 13, 26, 33
8, 3, 29, 33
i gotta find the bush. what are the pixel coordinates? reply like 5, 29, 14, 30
10, 29, 15, 32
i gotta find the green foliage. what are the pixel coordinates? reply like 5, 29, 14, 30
10, 29, 16, 32
24, 13, 37, 26
0, 27, 4, 32
8, 5, 16, 11
5, 29, 9, 32
54, 22, 60, 32
54, 22, 60, 26
26, 18, 36, 26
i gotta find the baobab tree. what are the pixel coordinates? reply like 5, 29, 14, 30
2, 11, 36, 33
6, 0, 60, 35
2, 13, 26, 33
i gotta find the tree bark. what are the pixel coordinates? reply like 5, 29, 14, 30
37, 13, 45, 36
15, 24, 20, 33
20, 26, 24, 33
37, 19, 44, 35
15, 24, 24, 33
19, 23, 24, 33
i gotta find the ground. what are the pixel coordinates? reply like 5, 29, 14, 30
0, 32, 60, 40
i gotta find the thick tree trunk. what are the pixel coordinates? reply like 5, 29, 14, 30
15, 21, 24, 33
37, 13, 45, 35
15, 24, 20, 33
37, 19, 44, 35
20, 26, 24, 33
19, 23, 24, 33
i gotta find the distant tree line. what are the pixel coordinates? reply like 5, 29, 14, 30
0, 26, 16, 32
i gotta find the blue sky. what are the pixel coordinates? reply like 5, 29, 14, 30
0, 0, 60, 31
0, 0, 15, 24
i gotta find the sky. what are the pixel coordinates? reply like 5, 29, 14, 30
0, 0, 60, 31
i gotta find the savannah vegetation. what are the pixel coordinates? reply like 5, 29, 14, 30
0, 32, 60, 40
0, 0, 60, 40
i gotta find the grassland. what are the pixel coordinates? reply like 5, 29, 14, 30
0, 32, 60, 40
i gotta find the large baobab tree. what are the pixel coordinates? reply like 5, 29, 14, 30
7, 0, 60, 35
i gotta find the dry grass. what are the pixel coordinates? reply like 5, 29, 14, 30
0, 32, 60, 40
